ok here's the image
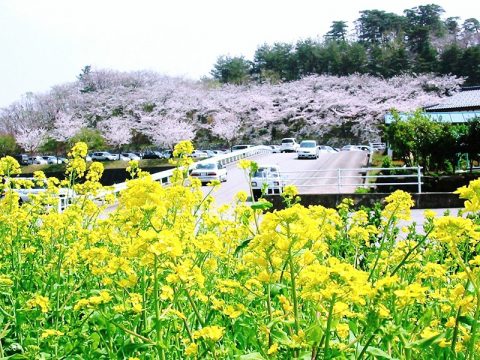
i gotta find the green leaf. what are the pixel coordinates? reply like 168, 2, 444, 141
234, 238, 252, 256
238, 352, 266, 360
250, 201, 273, 211
90, 332, 100, 350
406, 332, 444, 349
271, 327, 293, 346
365, 346, 397, 359
305, 323, 324, 344
270, 283, 287, 297
458, 315, 475, 326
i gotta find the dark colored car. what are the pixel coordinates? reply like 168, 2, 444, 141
142, 150, 163, 159
15, 154, 29, 165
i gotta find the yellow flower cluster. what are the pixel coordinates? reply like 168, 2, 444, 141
26, 294, 50, 313
1, 142, 480, 359
193, 325, 225, 342
455, 178, 480, 212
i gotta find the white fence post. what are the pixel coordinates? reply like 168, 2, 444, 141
417, 166, 422, 193
337, 168, 341, 192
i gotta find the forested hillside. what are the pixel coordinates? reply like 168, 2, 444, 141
0, 68, 462, 151
211, 4, 480, 86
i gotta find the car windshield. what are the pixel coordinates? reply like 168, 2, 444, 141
196, 163, 216, 170
301, 142, 316, 148
282, 139, 294, 143
253, 167, 279, 178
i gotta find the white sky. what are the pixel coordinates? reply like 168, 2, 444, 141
0, 0, 477, 108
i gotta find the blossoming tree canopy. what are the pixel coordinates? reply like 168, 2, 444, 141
0, 69, 463, 147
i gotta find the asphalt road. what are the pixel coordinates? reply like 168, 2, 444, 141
201, 150, 369, 206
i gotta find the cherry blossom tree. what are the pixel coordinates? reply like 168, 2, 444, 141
211, 112, 242, 146
51, 112, 87, 142
136, 115, 194, 148
0, 67, 464, 148
15, 127, 47, 154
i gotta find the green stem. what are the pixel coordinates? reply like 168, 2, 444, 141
324, 297, 336, 357
184, 286, 206, 328
288, 251, 300, 333
450, 306, 462, 357
153, 255, 162, 345
357, 327, 380, 359
390, 229, 432, 276
467, 296, 480, 360
266, 283, 273, 347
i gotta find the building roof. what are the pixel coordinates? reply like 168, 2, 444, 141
425, 87, 480, 112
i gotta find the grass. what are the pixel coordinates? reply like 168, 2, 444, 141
21, 159, 172, 174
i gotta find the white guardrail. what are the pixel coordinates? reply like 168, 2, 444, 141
110, 145, 273, 195
282, 166, 423, 193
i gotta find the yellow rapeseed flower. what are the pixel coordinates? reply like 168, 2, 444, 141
26, 294, 50, 313
41, 329, 64, 339
184, 342, 198, 356
193, 325, 224, 342
454, 179, 480, 212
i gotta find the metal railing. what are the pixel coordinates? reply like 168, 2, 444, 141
110, 145, 272, 195
281, 166, 423, 193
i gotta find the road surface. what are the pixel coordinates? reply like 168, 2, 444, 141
201, 150, 369, 206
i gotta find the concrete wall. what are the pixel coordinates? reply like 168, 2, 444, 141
266, 192, 464, 210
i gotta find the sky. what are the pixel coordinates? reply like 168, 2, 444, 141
0, 0, 477, 108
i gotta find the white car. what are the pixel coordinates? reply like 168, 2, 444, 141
280, 138, 299, 153
250, 164, 285, 200
269, 145, 281, 153
190, 150, 209, 159
41, 156, 66, 164
27, 156, 48, 165
190, 162, 227, 184
297, 140, 319, 159
91, 151, 117, 161
341, 145, 363, 152
121, 153, 141, 161
318, 145, 337, 153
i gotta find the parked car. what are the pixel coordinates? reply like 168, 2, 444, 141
142, 150, 163, 159
369, 142, 386, 151
91, 151, 117, 161
269, 145, 281, 153
189, 150, 209, 159
15, 154, 29, 165
161, 150, 173, 159
357, 145, 374, 156
231, 145, 253, 152
280, 138, 299, 153
297, 140, 319, 159
27, 156, 48, 165
341, 145, 362, 152
41, 155, 67, 164
317, 145, 337, 153
250, 164, 285, 201
204, 150, 225, 157
190, 162, 227, 184
121, 153, 141, 161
